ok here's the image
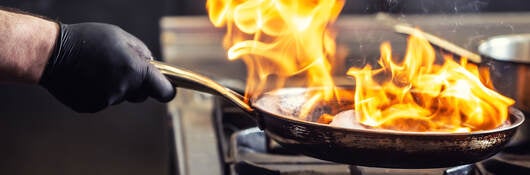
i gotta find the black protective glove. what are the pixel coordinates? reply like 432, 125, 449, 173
39, 23, 176, 113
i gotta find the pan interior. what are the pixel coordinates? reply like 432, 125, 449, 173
253, 87, 524, 135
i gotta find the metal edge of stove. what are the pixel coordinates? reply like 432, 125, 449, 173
167, 89, 223, 175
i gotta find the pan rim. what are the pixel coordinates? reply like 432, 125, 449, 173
252, 87, 525, 136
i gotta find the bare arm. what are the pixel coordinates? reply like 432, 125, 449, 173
0, 9, 58, 83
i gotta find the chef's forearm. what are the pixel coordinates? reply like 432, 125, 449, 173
0, 9, 58, 83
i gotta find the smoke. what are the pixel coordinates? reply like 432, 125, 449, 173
380, 0, 490, 14
445, 0, 490, 13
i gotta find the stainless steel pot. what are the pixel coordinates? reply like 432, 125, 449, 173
479, 34, 530, 148
479, 34, 530, 113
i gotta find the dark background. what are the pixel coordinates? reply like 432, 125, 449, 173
0, 0, 529, 175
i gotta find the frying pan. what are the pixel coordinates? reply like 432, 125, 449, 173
152, 60, 524, 168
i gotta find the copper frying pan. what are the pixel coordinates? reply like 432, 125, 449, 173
152, 60, 524, 168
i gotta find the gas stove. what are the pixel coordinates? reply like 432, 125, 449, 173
218, 96, 530, 175
168, 91, 530, 175
161, 14, 530, 175
231, 128, 476, 175
230, 129, 530, 175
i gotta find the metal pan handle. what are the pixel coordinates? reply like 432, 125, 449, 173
150, 60, 254, 113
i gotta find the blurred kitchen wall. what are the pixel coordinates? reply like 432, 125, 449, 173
166, 0, 530, 16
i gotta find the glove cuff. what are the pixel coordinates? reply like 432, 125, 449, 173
39, 22, 67, 85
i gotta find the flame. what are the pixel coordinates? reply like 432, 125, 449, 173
347, 32, 514, 132
207, 0, 514, 132
206, 0, 345, 102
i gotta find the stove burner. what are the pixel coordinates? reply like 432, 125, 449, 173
230, 127, 484, 175
209, 95, 530, 175
481, 152, 530, 174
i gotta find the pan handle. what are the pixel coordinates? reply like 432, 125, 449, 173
150, 60, 254, 113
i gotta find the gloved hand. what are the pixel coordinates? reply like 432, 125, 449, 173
39, 22, 176, 113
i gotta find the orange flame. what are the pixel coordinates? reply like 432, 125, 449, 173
347, 32, 514, 132
206, 0, 345, 102
207, 0, 514, 132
